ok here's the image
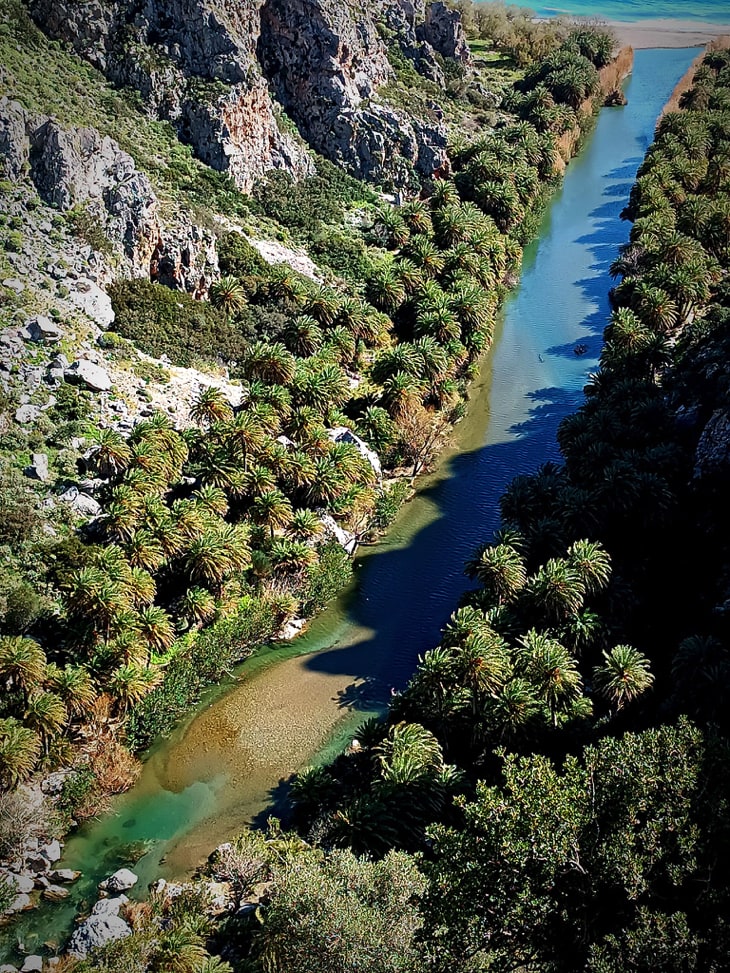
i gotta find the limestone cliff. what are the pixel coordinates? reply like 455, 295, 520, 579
25, 0, 458, 190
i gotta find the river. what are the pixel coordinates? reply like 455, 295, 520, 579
0, 45, 699, 960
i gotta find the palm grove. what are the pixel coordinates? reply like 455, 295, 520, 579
7, 10, 729, 973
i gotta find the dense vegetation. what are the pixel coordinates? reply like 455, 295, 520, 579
68, 38, 730, 973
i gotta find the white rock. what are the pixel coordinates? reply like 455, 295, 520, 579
42, 839, 62, 863
65, 359, 112, 392
68, 914, 132, 958
15, 404, 40, 424
27, 315, 63, 343
24, 453, 49, 482
58, 487, 101, 518
4, 872, 34, 894
91, 894, 127, 916
20, 959, 42, 973
49, 868, 80, 883
6, 892, 32, 914
99, 867, 138, 893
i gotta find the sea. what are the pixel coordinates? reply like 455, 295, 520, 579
478, 0, 730, 23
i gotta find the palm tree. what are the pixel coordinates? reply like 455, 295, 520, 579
87, 427, 132, 479
518, 630, 582, 726
282, 450, 317, 491
47, 665, 96, 719
307, 457, 345, 507
0, 636, 47, 703
0, 718, 41, 787
123, 567, 156, 607
401, 198, 433, 235
381, 372, 425, 418
285, 314, 323, 357
190, 386, 233, 428
566, 539, 612, 595
356, 406, 395, 453
192, 485, 229, 518
252, 489, 294, 537
136, 605, 175, 662
269, 539, 317, 576
403, 235, 445, 278
376, 721, 443, 785
371, 206, 410, 249
243, 463, 277, 498
633, 282, 678, 334
594, 644, 654, 712
456, 632, 511, 708
108, 663, 161, 716
492, 678, 541, 741
227, 411, 265, 471
286, 508, 324, 542
209, 275, 246, 314
242, 342, 296, 386
304, 285, 341, 327
366, 263, 406, 314
180, 587, 217, 628
24, 692, 67, 753
466, 543, 527, 605
524, 558, 586, 622
127, 529, 166, 573
185, 531, 232, 591
430, 180, 460, 209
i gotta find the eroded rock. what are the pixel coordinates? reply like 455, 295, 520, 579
99, 867, 138, 893
68, 913, 132, 958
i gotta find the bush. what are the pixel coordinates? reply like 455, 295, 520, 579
309, 226, 376, 281
108, 278, 253, 367
47, 383, 93, 424
299, 541, 353, 616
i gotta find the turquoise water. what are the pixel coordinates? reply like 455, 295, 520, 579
483, 0, 730, 23
0, 46, 699, 961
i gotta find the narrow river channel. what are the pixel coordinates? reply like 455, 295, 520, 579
1, 45, 699, 960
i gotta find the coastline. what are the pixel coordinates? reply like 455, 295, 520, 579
606, 17, 730, 48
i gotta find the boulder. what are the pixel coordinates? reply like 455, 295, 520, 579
42, 884, 70, 901
49, 868, 80, 883
319, 512, 358, 555
5, 892, 32, 914
42, 839, 62, 863
99, 867, 138, 893
2, 872, 35, 895
68, 914, 132, 959
91, 894, 128, 916
278, 617, 306, 641
24, 453, 49, 482
15, 404, 40, 425
65, 359, 112, 392
24, 854, 50, 874
59, 487, 102, 518
20, 959, 43, 973
27, 315, 63, 343
68, 281, 115, 328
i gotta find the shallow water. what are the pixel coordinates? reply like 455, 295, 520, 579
0, 46, 699, 960
490, 0, 730, 24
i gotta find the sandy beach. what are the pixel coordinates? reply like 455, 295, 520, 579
607, 17, 730, 49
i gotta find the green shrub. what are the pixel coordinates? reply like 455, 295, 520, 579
299, 541, 353, 616
108, 279, 253, 367
309, 226, 376, 281
3, 230, 23, 252
57, 766, 96, 818
372, 480, 410, 531
47, 384, 93, 424
67, 207, 115, 255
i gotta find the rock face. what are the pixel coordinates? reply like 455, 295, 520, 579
417, 1, 471, 64
28, 0, 313, 192
694, 409, 730, 479
260, 0, 448, 185
28, 0, 453, 190
0, 98, 219, 294
29, 120, 159, 269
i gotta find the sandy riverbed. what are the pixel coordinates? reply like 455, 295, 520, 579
607, 18, 730, 49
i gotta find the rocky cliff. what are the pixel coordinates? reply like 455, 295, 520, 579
24, 0, 463, 190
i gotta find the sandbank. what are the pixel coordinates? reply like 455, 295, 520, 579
606, 17, 730, 49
